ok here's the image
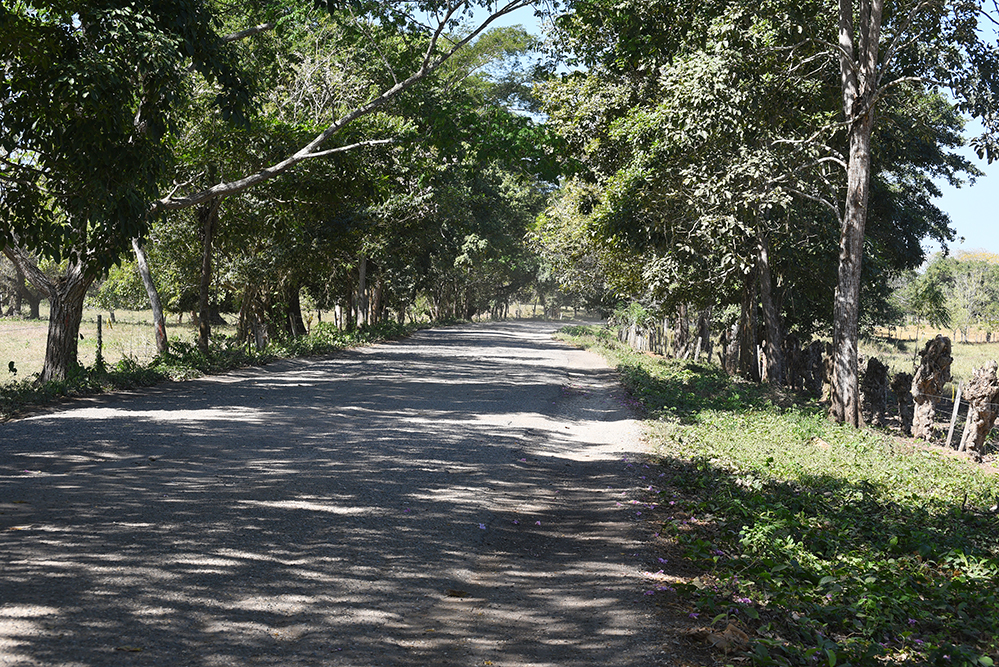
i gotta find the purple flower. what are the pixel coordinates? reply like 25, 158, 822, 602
658, 558, 668, 564
479, 523, 486, 530
688, 612, 699, 619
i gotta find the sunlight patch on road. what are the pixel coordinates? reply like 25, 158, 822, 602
23, 406, 269, 423
238, 499, 373, 516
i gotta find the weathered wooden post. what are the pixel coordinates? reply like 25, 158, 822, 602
891, 372, 914, 435
911, 335, 953, 441
861, 358, 889, 427
945, 382, 964, 449
957, 361, 999, 458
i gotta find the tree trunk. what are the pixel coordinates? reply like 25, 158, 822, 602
757, 235, 784, 385
10, 263, 25, 316
44, 272, 93, 382
356, 255, 368, 328
910, 335, 953, 440
285, 282, 306, 337
197, 199, 220, 353
132, 238, 169, 355
737, 272, 760, 381
3, 246, 94, 382
830, 0, 883, 426
957, 361, 999, 457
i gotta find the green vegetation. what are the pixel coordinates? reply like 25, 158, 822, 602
558, 325, 999, 667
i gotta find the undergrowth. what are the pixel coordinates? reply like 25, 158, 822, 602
557, 324, 999, 667
0, 319, 437, 421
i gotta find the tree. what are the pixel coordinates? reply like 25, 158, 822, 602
1, 0, 253, 380
542, 0, 992, 401
828, 0, 999, 426
2, 0, 541, 380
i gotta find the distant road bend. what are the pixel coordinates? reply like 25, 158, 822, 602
0, 320, 667, 666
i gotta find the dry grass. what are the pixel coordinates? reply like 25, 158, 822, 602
0, 307, 235, 385
864, 325, 999, 389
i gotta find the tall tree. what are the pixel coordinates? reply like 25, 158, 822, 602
1, 0, 253, 380
828, 0, 999, 425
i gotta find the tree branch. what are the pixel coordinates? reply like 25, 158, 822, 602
1, 245, 54, 298
221, 21, 277, 43
154, 0, 532, 213
300, 138, 396, 160
786, 187, 843, 225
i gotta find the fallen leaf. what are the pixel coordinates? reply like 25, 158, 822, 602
708, 624, 750, 653
115, 646, 143, 652
445, 589, 469, 598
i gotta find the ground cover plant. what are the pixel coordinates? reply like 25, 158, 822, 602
558, 325, 999, 667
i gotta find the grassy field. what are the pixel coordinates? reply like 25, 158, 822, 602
0, 307, 232, 385
863, 326, 999, 387
558, 325, 998, 667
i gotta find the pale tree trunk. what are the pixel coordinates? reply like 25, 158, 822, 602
757, 234, 784, 385
3, 246, 95, 382
356, 256, 368, 328
830, 0, 882, 426
197, 199, 221, 353
10, 264, 25, 316
131, 238, 169, 355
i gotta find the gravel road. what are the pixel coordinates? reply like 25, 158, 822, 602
1, 320, 668, 666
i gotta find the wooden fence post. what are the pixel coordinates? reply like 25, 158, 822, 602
945, 381, 963, 449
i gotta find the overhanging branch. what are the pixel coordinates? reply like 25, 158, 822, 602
154, 0, 532, 213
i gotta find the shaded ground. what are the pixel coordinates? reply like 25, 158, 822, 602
0, 321, 688, 666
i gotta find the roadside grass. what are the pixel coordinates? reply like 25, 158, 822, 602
557, 325, 999, 667
0, 318, 436, 421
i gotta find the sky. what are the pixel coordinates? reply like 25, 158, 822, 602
477, 5, 998, 256
933, 135, 997, 255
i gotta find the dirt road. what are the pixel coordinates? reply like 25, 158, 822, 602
0, 321, 668, 666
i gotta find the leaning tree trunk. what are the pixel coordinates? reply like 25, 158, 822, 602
132, 238, 169, 355
910, 335, 953, 440
958, 361, 999, 457
830, 0, 882, 427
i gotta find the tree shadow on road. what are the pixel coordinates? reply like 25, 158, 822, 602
0, 322, 673, 667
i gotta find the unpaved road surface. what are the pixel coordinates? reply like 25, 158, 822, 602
1, 321, 668, 666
